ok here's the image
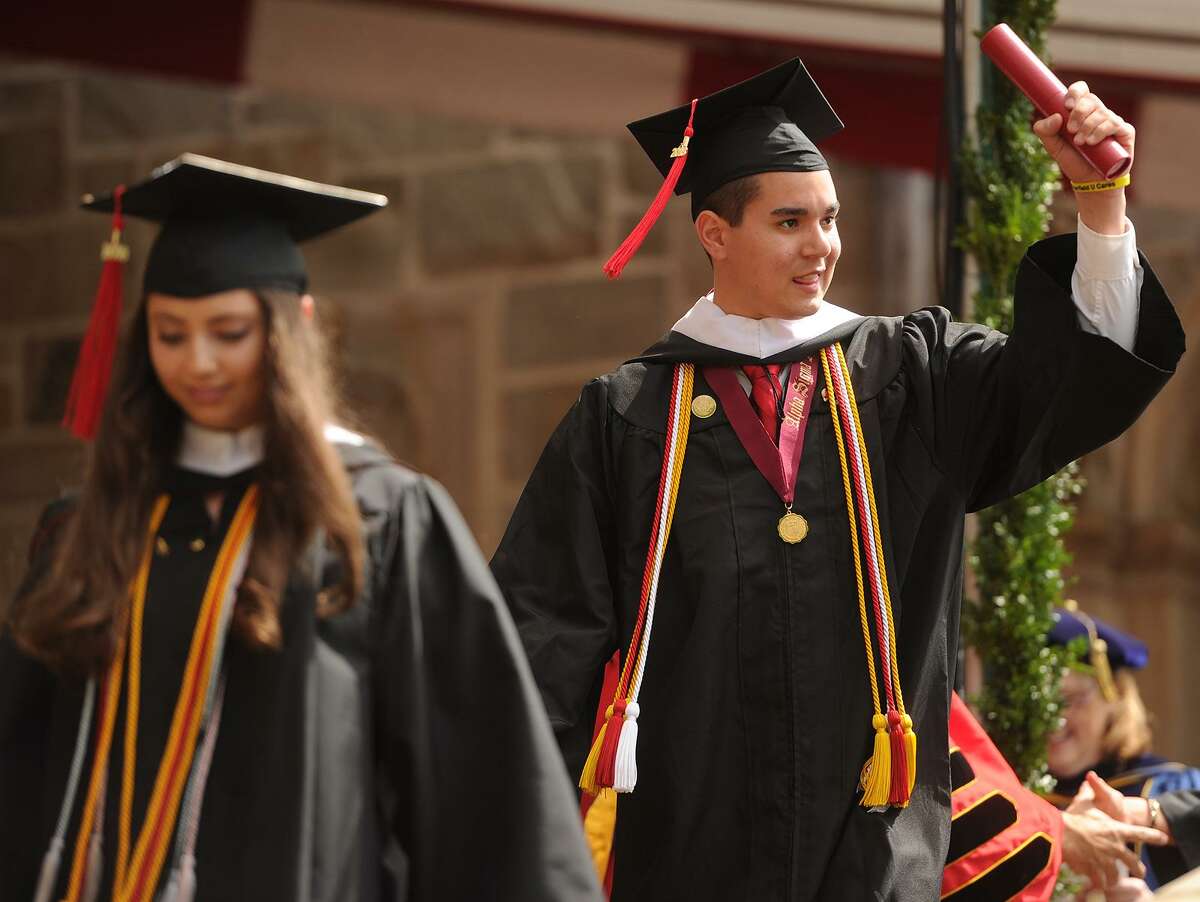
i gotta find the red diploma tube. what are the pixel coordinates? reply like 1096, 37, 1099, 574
981, 23, 1132, 179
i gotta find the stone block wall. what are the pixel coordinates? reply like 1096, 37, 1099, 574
3, 53, 1195, 761
0, 57, 929, 596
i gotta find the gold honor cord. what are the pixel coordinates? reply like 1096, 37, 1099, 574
63, 496, 169, 902
822, 343, 915, 808
63, 487, 260, 902
118, 487, 258, 902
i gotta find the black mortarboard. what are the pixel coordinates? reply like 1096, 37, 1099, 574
633, 58, 842, 218
64, 155, 386, 440
603, 58, 842, 278
82, 153, 388, 297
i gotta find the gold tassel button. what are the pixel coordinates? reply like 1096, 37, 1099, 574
100, 228, 130, 263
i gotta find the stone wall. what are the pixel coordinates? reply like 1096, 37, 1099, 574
2, 53, 1197, 762
0, 57, 930, 587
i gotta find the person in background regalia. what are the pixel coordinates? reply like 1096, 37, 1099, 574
0, 155, 601, 902
941, 690, 1167, 902
1041, 603, 1200, 897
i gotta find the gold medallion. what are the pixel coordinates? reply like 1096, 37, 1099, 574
777, 511, 808, 544
691, 394, 717, 419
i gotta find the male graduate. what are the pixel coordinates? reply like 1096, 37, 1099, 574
491, 59, 1185, 900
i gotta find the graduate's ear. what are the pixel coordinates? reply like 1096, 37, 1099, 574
695, 210, 732, 262
300, 294, 316, 322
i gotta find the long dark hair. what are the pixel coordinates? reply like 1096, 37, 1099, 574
7, 289, 364, 674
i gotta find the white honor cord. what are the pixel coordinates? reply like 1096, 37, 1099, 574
32, 678, 97, 902
629, 376, 686, 703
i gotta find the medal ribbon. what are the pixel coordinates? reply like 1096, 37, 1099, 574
702, 358, 817, 507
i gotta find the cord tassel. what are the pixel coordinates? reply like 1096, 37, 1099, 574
888, 710, 910, 807
32, 837, 63, 902
63, 185, 128, 440
578, 707, 613, 795
904, 715, 917, 796
861, 715, 892, 808
603, 100, 697, 279
611, 702, 640, 792
80, 832, 103, 902
593, 699, 627, 789
175, 853, 197, 902
161, 871, 181, 902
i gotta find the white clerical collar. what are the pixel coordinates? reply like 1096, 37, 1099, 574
672, 292, 861, 359
177, 421, 265, 477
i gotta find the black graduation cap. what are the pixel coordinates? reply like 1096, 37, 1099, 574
64, 154, 387, 440
604, 58, 842, 278
82, 153, 388, 297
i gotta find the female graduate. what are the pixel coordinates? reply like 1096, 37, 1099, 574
0, 155, 600, 902
1043, 603, 1200, 894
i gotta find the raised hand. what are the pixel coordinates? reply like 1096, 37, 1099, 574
1032, 82, 1133, 234
1031, 81, 1135, 184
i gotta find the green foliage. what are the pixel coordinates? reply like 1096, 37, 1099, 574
959, 0, 1084, 790
964, 464, 1082, 788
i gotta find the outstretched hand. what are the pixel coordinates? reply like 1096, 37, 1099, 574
1062, 771, 1169, 891
1080, 771, 1175, 843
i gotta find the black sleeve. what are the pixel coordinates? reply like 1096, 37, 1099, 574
1159, 790, 1200, 873
370, 474, 602, 902
489, 379, 620, 777
900, 233, 1184, 512
0, 501, 72, 896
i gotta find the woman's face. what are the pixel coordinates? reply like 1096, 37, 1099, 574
1047, 670, 1113, 778
147, 289, 268, 431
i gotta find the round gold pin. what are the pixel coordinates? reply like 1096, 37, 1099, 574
777, 511, 809, 544
691, 394, 717, 418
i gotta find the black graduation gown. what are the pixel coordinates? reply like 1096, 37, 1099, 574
0, 441, 602, 902
490, 233, 1185, 901
1045, 754, 1200, 889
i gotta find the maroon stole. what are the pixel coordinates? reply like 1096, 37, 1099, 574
703, 359, 818, 541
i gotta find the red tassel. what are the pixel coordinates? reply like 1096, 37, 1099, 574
602, 99, 698, 280
888, 710, 910, 806
63, 185, 129, 440
593, 698, 627, 789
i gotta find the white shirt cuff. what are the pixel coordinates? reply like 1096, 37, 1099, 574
1075, 214, 1137, 281
1070, 215, 1142, 353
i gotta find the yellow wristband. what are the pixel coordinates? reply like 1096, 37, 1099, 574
1070, 173, 1131, 193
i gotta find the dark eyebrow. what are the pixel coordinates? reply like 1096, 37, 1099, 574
148, 311, 185, 325
206, 314, 255, 326
770, 203, 841, 216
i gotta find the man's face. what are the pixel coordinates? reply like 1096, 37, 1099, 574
704, 169, 841, 319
